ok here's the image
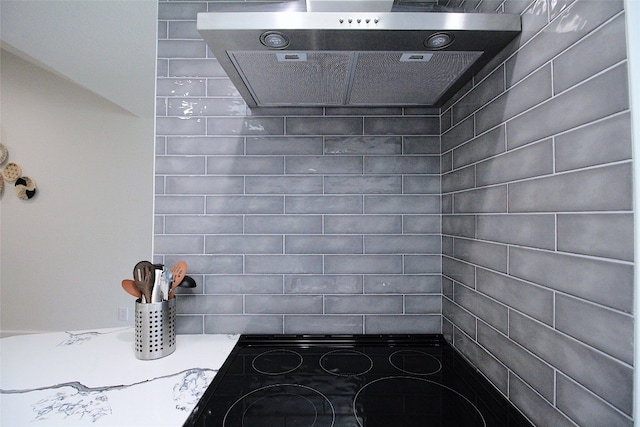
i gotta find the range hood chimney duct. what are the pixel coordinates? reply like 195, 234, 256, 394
197, 0, 521, 107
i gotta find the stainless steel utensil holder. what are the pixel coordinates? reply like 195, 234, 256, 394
135, 298, 176, 360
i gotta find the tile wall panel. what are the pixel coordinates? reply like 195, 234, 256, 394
441, 1, 634, 426
156, 1, 635, 426
156, 1, 442, 337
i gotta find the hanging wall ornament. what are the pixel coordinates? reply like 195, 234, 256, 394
2, 162, 21, 182
0, 144, 7, 164
15, 176, 37, 200
0, 173, 3, 193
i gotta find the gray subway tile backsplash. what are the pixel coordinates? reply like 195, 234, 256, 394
245, 295, 324, 314
245, 255, 323, 274
363, 116, 439, 135
557, 213, 634, 261
509, 246, 634, 313
452, 237, 508, 273
324, 176, 402, 194
284, 315, 364, 334
508, 163, 632, 212
476, 267, 554, 326
205, 275, 284, 294
245, 176, 324, 194
453, 283, 508, 334
504, 0, 623, 86
509, 310, 633, 415
324, 255, 404, 274
324, 215, 402, 234
453, 185, 508, 213
156, 1, 635, 426
476, 138, 554, 186
453, 328, 508, 395
555, 373, 633, 427
207, 195, 284, 214
324, 295, 403, 314
552, 12, 627, 94
506, 62, 629, 149
452, 125, 505, 169
207, 235, 283, 254
324, 135, 402, 154
508, 375, 577, 427
286, 195, 363, 214
404, 255, 442, 274
286, 116, 363, 135
286, 155, 363, 174
554, 112, 632, 172
166, 136, 244, 155
477, 320, 555, 402
166, 175, 244, 194
555, 293, 633, 365
452, 65, 505, 125
285, 235, 363, 254
476, 63, 553, 135
364, 314, 441, 334
476, 213, 555, 250
205, 314, 284, 334
285, 275, 363, 294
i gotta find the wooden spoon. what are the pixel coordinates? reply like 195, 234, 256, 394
169, 261, 187, 298
122, 279, 142, 299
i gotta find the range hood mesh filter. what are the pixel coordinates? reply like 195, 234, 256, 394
230, 51, 352, 105
228, 50, 483, 106
349, 51, 483, 105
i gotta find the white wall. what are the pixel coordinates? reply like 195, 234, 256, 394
0, 50, 155, 335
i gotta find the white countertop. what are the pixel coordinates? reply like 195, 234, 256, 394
0, 328, 239, 426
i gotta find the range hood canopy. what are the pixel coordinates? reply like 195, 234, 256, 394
197, 0, 521, 107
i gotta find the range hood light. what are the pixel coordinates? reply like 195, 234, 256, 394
260, 31, 290, 49
425, 32, 453, 49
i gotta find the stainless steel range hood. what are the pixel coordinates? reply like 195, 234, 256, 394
196, 0, 521, 107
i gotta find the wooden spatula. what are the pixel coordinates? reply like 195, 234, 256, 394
169, 261, 187, 299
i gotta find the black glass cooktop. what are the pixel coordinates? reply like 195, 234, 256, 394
183, 334, 534, 427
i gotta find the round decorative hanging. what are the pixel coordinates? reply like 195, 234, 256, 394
2, 162, 21, 182
0, 143, 7, 164
15, 176, 37, 200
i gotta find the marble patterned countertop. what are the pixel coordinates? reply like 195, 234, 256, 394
0, 328, 239, 426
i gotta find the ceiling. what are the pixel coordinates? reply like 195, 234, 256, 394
0, 0, 158, 118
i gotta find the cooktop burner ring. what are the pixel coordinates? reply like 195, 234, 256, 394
353, 376, 486, 427
389, 349, 442, 375
319, 349, 374, 377
222, 383, 336, 427
251, 348, 303, 375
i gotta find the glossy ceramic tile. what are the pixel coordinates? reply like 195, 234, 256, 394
509, 376, 577, 427
475, 268, 553, 325
554, 112, 632, 172
509, 246, 633, 312
286, 274, 363, 294
454, 283, 508, 334
506, 63, 629, 148
555, 374, 633, 426
557, 213, 634, 261
477, 321, 555, 402
363, 116, 440, 135
555, 293, 633, 364
509, 311, 632, 415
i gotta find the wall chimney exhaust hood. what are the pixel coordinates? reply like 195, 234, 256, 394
197, 0, 521, 107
